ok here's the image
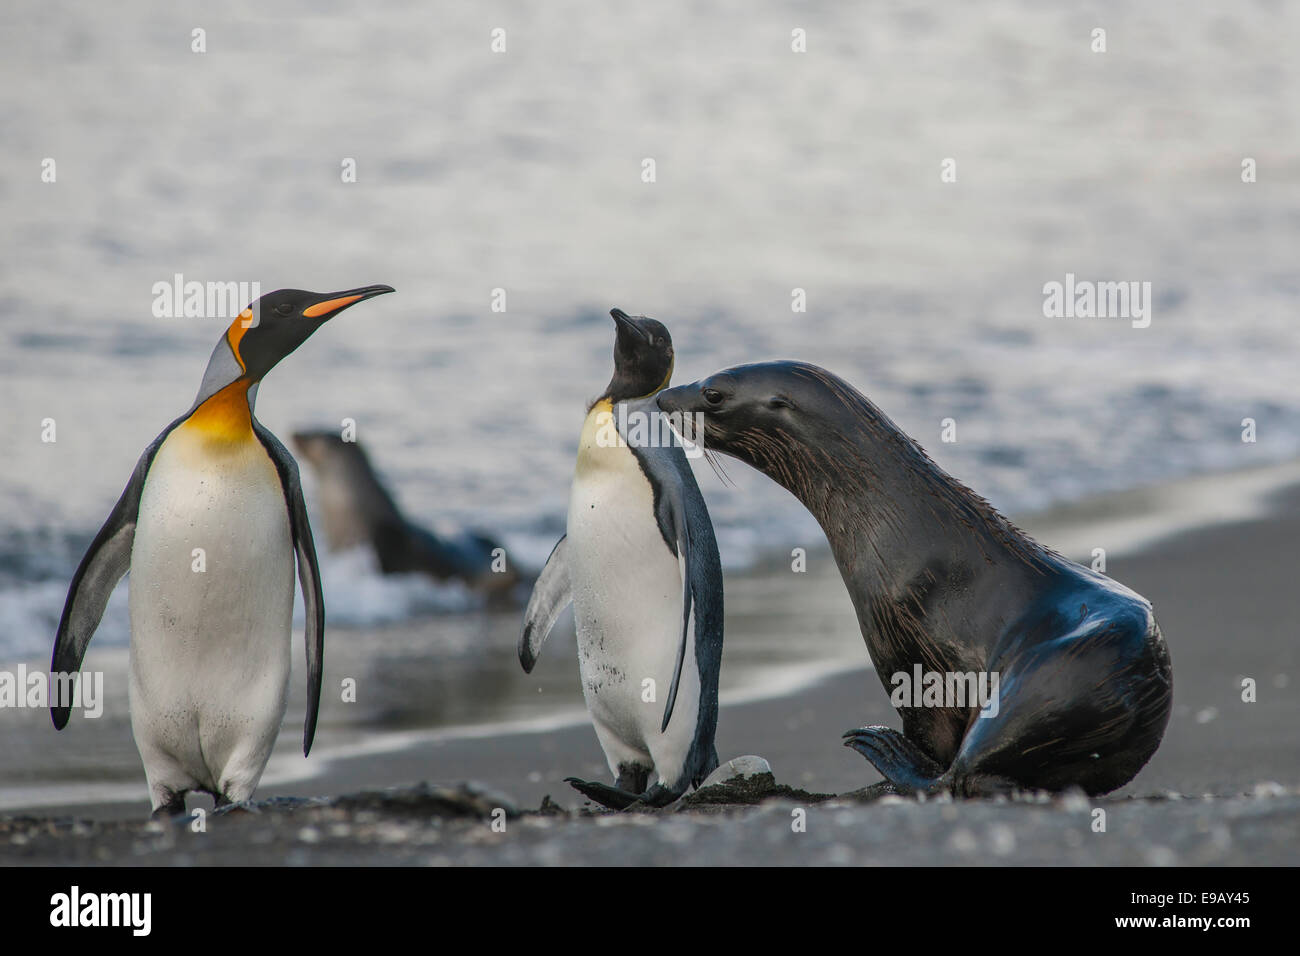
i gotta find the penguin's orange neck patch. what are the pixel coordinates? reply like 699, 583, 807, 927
225, 309, 254, 372
185, 380, 253, 441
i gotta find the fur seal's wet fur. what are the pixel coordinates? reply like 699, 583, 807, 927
291, 431, 520, 601
658, 361, 1173, 797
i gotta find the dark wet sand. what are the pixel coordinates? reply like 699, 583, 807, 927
2, 481, 1297, 865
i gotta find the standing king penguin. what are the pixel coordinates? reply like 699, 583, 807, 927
520, 309, 724, 810
51, 285, 394, 815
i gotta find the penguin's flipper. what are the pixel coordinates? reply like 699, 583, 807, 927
618, 398, 702, 734
519, 535, 572, 672
254, 424, 325, 757
51, 421, 181, 730
650, 465, 696, 734
661, 501, 694, 734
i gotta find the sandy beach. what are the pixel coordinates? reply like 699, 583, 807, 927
1, 1, 1296, 887
2, 463, 1297, 865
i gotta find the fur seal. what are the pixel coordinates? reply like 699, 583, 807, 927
657, 361, 1173, 797
290, 431, 520, 601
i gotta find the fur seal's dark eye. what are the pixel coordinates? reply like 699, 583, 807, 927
655, 336, 666, 347
768, 395, 793, 410
702, 388, 724, 405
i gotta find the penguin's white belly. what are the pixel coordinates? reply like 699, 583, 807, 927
566, 404, 701, 782
128, 426, 294, 797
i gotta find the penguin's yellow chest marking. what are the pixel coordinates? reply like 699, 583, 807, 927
181, 381, 254, 445
576, 399, 632, 477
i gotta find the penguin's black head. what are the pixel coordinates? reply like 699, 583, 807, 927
601, 308, 674, 403
229, 285, 394, 382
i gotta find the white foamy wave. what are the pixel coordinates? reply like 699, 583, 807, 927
2, 0, 1299, 662
302, 547, 479, 626
0, 578, 130, 663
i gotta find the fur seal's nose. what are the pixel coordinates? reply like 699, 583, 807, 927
656, 384, 689, 413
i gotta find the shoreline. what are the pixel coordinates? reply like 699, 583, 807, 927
2, 458, 1299, 826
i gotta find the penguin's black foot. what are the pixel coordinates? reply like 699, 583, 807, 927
614, 765, 650, 795
565, 777, 643, 811
842, 726, 946, 795
211, 799, 260, 816
635, 783, 687, 809
150, 790, 187, 820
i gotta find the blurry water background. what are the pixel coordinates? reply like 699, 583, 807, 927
1, 0, 1298, 660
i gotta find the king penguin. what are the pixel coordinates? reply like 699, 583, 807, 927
51, 285, 394, 815
519, 308, 724, 810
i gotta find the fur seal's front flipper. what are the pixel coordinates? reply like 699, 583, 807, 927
842, 726, 945, 794
843, 729, 1024, 797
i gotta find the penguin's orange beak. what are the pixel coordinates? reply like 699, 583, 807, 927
303, 295, 362, 318
303, 285, 395, 319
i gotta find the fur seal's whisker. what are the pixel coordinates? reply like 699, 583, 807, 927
703, 448, 735, 487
